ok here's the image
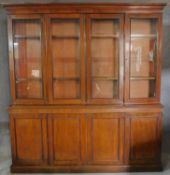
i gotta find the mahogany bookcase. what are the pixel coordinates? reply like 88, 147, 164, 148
5, 3, 166, 173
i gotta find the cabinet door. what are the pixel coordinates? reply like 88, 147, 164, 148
125, 14, 162, 104
86, 14, 124, 104
87, 113, 124, 165
10, 114, 48, 165
47, 14, 85, 104
48, 114, 85, 165
126, 113, 162, 164
8, 15, 46, 104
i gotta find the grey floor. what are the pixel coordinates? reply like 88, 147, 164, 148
0, 123, 170, 175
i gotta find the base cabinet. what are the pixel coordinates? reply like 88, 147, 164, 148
10, 111, 162, 172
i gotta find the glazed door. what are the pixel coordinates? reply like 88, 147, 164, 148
47, 14, 85, 104
8, 15, 46, 104
125, 14, 162, 104
86, 14, 124, 104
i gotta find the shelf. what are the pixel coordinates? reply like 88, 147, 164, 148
92, 57, 115, 61
130, 76, 155, 80
53, 77, 80, 81
16, 77, 42, 83
92, 76, 118, 81
14, 58, 42, 64
14, 35, 40, 40
53, 57, 80, 62
131, 34, 157, 39
130, 57, 155, 62
91, 34, 119, 38
52, 35, 79, 39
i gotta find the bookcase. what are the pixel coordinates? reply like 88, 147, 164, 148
5, 3, 165, 173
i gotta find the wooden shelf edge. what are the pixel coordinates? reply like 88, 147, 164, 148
14, 35, 41, 40
16, 78, 42, 83
130, 77, 155, 80
53, 77, 80, 81
92, 76, 118, 80
91, 34, 119, 38
131, 34, 157, 39
52, 35, 79, 39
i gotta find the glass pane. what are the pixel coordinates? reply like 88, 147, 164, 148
91, 19, 120, 99
130, 19, 158, 98
13, 19, 43, 99
92, 80, 118, 98
53, 80, 80, 98
51, 19, 80, 99
16, 80, 42, 98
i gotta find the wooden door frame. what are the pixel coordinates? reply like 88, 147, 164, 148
86, 14, 124, 105
45, 14, 86, 105
8, 14, 47, 104
124, 13, 163, 104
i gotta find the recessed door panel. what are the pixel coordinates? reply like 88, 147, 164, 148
10, 114, 47, 165
128, 113, 162, 163
48, 114, 84, 165
87, 113, 124, 165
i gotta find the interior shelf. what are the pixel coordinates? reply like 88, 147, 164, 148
14, 59, 42, 64
52, 35, 79, 39
130, 57, 154, 61
16, 77, 42, 83
91, 34, 119, 38
92, 57, 115, 61
14, 35, 41, 40
53, 57, 80, 62
92, 76, 118, 80
131, 34, 157, 39
53, 77, 80, 81
130, 76, 155, 80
